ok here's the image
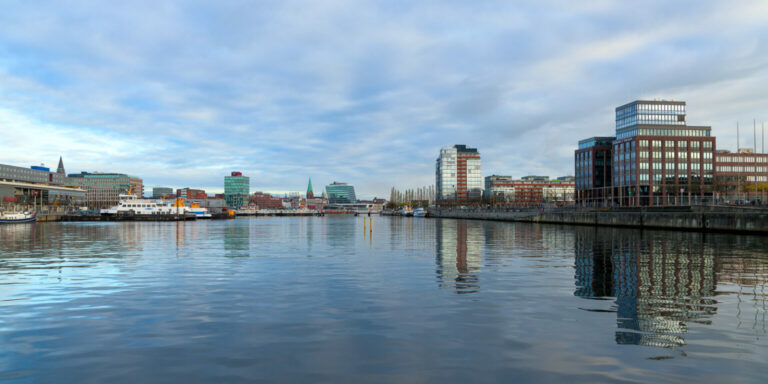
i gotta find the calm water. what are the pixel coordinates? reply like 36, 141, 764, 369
0, 217, 766, 383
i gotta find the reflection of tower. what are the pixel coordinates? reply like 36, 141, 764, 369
574, 228, 718, 348
436, 220, 481, 293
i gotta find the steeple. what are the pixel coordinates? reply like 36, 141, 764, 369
306, 177, 314, 199
56, 156, 65, 175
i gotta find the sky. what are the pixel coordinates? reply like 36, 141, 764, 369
1, 0, 767, 198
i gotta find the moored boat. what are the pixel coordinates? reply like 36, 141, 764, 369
413, 207, 427, 217
0, 211, 36, 224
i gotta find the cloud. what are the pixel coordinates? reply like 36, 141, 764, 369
0, 0, 767, 196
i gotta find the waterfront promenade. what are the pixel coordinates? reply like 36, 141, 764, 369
428, 206, 768, 234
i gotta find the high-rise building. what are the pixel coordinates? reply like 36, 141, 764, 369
613, 100, 715, 206
66, 172, 143, 208
435, 145, 482, 202
224, 171, 250, 208
152, 187, 173, 199
577, 100, 716, 206
325, 182, 356, 204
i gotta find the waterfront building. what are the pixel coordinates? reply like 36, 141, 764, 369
325, 182, 356, 204
436, 144, 482, 202
715, 149, 768, 202
152, 187, 173, 199
251, 192, 284, 209
577, 100, 716, 206
575, 137, 614, 206
224, 171, 250, 209
0, 159, 85, 206
66, 172, 143, 208
484, 175, 575, 206
177, 188, 206, 200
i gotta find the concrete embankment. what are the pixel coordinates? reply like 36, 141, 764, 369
429, 208, 768, 234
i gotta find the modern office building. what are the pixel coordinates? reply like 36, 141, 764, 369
65, 172, 142, 208
436, 144, 482, 202
325, 182, 357, 204
575, 137, 614, 206
484, 175, 575, 206
152, 187, 174, 199
613, 100, 715, 206
0, 160, 85, 206
715, 149, 768, 202
577, 100, 716, 206
224, 171, 250, 208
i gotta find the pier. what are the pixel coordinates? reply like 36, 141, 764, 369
428, 206, 768, 234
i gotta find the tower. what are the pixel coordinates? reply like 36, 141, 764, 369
307, 178, 314, 199
56, 156, 66, 175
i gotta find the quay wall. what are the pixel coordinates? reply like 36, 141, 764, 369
428, 209, 768, 234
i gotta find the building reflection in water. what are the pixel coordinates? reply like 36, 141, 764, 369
223, 221, 251, 257
435, 220, 482, 293
574, 228, 718, 348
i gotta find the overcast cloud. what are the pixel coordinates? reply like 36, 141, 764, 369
1, 0, 767, 197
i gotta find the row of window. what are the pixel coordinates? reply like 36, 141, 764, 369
616, 128, 709, 139
716, 166, 768, 173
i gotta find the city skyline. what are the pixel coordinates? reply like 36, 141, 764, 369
1, 1, 767, 198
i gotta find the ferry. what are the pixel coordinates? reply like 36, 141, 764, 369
101, 194, 205, 216
0, 210, 36, 224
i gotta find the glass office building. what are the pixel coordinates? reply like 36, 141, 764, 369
224, 171, 250, 209
325, 182, 357, 204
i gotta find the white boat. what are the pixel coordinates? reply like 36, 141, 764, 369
413, 207, 427, 217
0, 210, 36, 224
189, 205, 212, 219
399, 207, 414, 217
101, 194, 192, 215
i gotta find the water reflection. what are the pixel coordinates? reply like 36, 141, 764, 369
435, 220, 482, 293
574, 228, 768, 348
223, 221, 250, 257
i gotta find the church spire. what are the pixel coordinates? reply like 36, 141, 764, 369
56, 156, 65, 175
306, 177, 314, 199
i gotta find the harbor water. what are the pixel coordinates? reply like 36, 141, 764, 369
1, 217, 766, 382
